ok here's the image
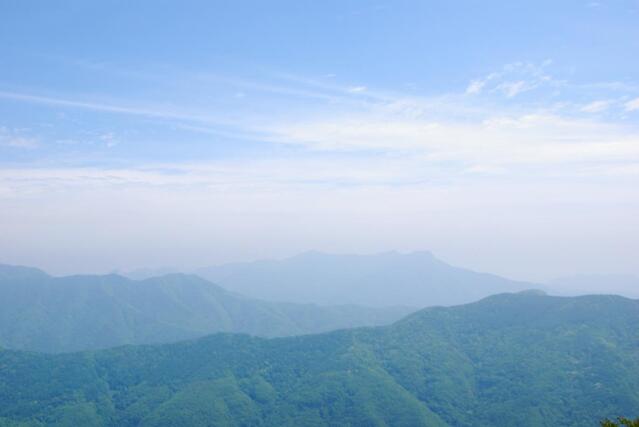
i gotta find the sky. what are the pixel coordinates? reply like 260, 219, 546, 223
1, 0, 638, 281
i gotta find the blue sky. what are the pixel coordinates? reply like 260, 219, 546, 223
1, 1, 638, 280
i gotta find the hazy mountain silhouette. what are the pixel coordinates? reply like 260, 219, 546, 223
196, 251, 538, 307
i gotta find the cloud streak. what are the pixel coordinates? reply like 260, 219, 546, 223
0, 127, 39, 149
580, 100, 612, 113
0, 90, 252, 133
2, 62, 639, 185
625, 97, 639, 111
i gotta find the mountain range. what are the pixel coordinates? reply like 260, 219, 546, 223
0, 292, 637, 426
124, 252, 639, 305
0, 264, 412, 353
194, 251, 537, 307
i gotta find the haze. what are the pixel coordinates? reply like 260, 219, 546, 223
1, 1, 638, 283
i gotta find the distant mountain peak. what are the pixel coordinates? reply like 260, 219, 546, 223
196, 250, 536, 307
289, 249, 439, 262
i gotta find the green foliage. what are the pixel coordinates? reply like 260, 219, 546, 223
601, 417, 639, 427
0, 293, 638, 426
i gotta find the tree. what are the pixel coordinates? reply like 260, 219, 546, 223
601, 417, 639, 427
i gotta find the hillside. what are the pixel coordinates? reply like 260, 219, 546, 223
0, 292, 637, 426
196, 251, 537, 307
0, 264, 413, 353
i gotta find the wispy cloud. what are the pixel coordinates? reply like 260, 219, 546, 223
465, 61, 558, 99
497, 81, 529, 98
268, 113, 639, 172
2, 61, 638, 184
0, 127, 39, 149
347, 86, 367, 93
99, 132, 118, 148
0, 89, 274, 144
0, 90, 240, 128
2, 137, 38, 149
580, 100, 612, 113
625, 97, 639, 111
465, 79, 486, 95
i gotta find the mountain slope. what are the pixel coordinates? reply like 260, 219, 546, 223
0, 293, 637, 426
0, 264, 413, 353
196, 251, 537, 307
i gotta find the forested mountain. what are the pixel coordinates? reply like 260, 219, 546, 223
0, 264, 413, 353
1, 292, 637, 426
196, 251, 537, 307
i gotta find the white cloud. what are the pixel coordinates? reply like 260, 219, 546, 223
99, 132, 118, 148
2, 137, 38, 149
625, 97, 639, 111
0, 127, 38, 149
2, 63, 637, 180
497, 81, 529, 98
267, 112, 639, 174
347, 86, 367, 93
580, 100, 612, 113
0, 90, 240, 129
465, 72, 500, 95
466, 62, 555, 99
465, 80, 485, 95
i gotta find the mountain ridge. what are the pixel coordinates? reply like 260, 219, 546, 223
195, 250, 539, 307
0, 292, 637, 426
0, 264, 414, 353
